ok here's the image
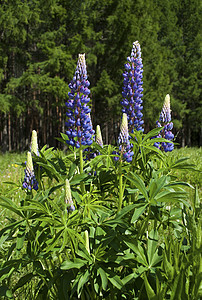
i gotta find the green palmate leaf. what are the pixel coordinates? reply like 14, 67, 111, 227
148, 176, 167, 200
124, 240, 148, 267
131, 204, 148, 223
125, 172, 149, 201
61, 258, 87, 270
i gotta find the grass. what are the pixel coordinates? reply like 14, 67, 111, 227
170, 147, 202, 187
0, 147, 201, 199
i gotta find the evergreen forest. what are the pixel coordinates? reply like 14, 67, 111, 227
0, 0, 201, 151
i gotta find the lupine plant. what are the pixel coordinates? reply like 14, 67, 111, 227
0, 43, 201, 300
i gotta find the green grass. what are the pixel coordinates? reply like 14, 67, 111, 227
0, 148, 201, 198
169, 147, 202, 187
0, 152, 25, 196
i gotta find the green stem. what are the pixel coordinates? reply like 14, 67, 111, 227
79, 148, 85, 194
118, 160, 123, 212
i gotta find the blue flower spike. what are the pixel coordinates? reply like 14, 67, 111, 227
118, 113, 134, 162
65, 179, 75, 213
155, 94, 174, 152
65, 54, 94, 148
22, 151, 39, 191
121, 41, 144, 133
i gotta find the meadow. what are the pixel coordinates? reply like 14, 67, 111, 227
1, 147, 201, 201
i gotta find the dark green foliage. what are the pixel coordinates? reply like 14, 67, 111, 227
0, 0, 201, 150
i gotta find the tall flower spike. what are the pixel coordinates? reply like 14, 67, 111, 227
116, 113, 134, 162
96, 125, 103, 148
121, 41, 144, 133
160, 94, 171, 123
31, 130, 39, 156
65, 54, 94, 148
65, 179, 75, 212
22, 151, 38, 191
155, 94, 174, 152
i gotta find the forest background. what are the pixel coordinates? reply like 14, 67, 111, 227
0, 0, 201, 152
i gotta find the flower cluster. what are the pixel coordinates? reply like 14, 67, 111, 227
22, 152, 39, 191
154, 94, 174, 152
121, 41, 144, 133
65, 54, 94, 148
65, 179, 75, 212
113, 113, 134, 162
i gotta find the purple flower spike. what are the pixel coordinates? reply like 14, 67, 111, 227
121, 41, 144, 133
65, 54, 94, 148
155, 94, 174, 152
22, 152, 38, 191
114, 113, 134, 163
